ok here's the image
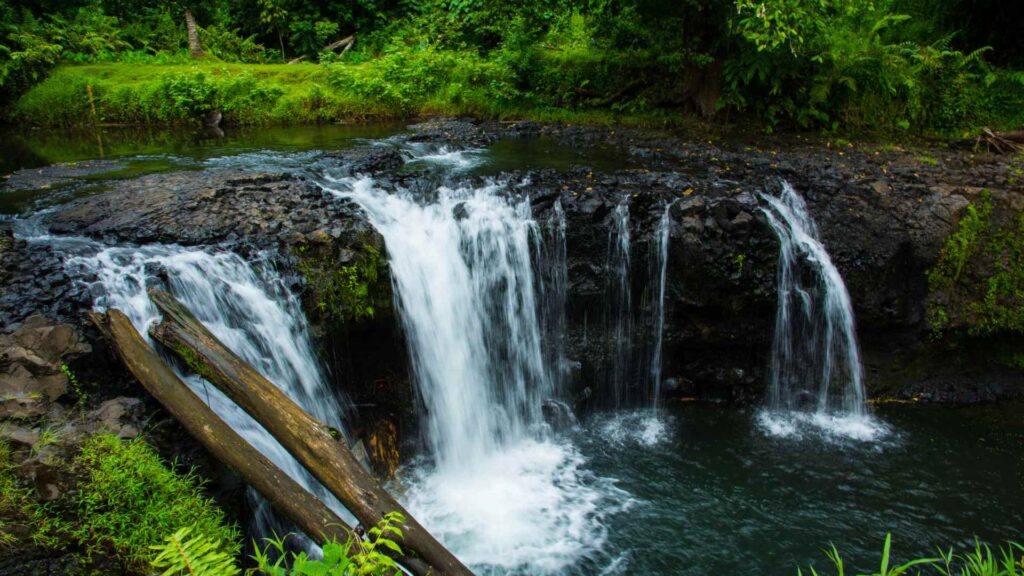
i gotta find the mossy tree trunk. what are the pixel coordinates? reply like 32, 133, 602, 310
88, 310, 360, 549
146, 288, 471, 576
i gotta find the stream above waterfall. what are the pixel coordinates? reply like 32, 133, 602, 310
2, 121, 1022, 575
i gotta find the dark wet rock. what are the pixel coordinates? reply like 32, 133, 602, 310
1, 159, 126, 193
322, 146, 405, 175
43, 169, 374, 248
87, 397, 144, 439
407, 117, 498, 148
0, 551, 123, 576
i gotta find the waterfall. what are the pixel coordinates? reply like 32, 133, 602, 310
334, 179, 550, 465
328, 177, 617, 573
62, 244, 352, 536
760, 182, 868, 425
646, 202, 673, 408
538, 199, 569, 398
605, 201, 632, 407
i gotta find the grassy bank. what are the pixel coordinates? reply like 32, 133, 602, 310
13, 53, 1024, 133
14, 62, 389, 126
12, 60, 642, 127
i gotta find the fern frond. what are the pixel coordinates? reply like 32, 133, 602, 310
150, 526, 240, 576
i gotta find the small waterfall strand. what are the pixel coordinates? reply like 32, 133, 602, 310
605, 201, 632, 407
760, 182, 866, 416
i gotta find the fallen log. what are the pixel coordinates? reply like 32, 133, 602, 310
92, 308, 432, 576
89, 310, 356, 545
978, 128, 1024, 154
324, 34, 355, 53
147, 288, 472, 576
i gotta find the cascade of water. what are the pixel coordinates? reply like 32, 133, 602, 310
328, 177, 616, 572
760, 182, 866, 417
605, 201, 632, 407
331, 179, 549, 465
647, 202, 673, 408
538, 199, 569, 397
62, 244, 351, 535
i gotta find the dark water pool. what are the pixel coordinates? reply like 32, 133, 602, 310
0, 124, 633, 215
573, 404, 1024, 575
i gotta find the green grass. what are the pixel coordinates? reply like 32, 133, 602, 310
801, 533, 1024, 576
72, 434, 240, 570
9, 59, 738, 129
0, 433, 239, 570
13, 55, 521, 126
14, 62, 380, 126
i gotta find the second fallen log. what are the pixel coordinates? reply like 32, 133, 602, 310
147, 288, 472, 576
89, 309, 357, 547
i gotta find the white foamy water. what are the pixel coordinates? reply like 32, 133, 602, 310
605, 201, 632, 407
62, 244, 353, 536
595, 411, 670, 448
325, 176, 621, 573
403, 143, 485, 171
403, 438, 619, 573
756, 409, 891, 443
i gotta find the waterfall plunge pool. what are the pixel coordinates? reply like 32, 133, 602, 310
542, 403, 1023, 575
4, 124, 1021, 575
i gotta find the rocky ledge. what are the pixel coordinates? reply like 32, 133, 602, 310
2, 118, 1022, 407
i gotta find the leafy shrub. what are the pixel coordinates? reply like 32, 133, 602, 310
200, 24, 271, 63
160, 71, 217, 117
150, 525, 241, 576
325, 45, 519, 114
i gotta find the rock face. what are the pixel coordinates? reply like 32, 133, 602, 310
0, 317, 145, 517
0, 315, 91, 418
2, 120, 1022, 407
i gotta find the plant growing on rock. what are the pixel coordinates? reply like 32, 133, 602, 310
252, 511, 407, 576
928, 192, 1024, 340
295, 239, 390, 326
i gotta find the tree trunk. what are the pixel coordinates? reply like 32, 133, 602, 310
147, 288, 472, 576
88, 310, 358, 547
185, 10, 205, 59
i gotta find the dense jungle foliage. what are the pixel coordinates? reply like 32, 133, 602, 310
1, 0, 1023, 132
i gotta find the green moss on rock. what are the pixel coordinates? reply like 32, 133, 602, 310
294, 236, 391, 327
928, 191, 1024, 339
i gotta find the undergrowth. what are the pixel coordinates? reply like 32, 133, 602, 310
72, 434, 240, 569
0, 433, 238, 571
